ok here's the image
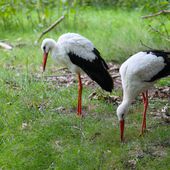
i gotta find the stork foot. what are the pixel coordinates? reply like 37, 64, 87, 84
77, 112, 82, 117
76, 111, 86, 118
139, 128, 148, 137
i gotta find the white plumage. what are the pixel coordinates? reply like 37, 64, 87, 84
117, 50, 170, 141
57, 33, 96, 61
41, 33, 113, 116
41, 33, 106, 73
121, 52, 165, 82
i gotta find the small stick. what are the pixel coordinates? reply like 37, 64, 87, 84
142, 10, 170, 19
35, 15, 65, 44
140, 40, 154, 50
0, 42, 13, 50
149, 25, 170, 42
161, 22, 169, 37
112, 74, 120, 79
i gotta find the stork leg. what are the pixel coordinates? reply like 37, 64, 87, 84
141, 90, 148, 135
120, 119, 125, 142
77, 74, 82, 116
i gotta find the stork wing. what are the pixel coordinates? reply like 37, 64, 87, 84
146, 51, 170, 81
68, 51, 113, 92
120, 51, 169, 82
56, 33, 113, 92
58, 33, 97, 60
58, 33, 109, 69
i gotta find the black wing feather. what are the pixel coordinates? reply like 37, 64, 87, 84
146, 50, 170, 82
93, 48, 109, 69
68, 50, 113, 92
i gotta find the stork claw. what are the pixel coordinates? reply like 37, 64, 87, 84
139, 128, 148, 137
76, 111, 86, 118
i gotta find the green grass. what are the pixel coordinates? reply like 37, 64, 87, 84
1, 7, 170, 63
0, 7, 169, 169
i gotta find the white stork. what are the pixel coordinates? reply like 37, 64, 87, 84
117, 50, 170, 141
41, 33, 113, 116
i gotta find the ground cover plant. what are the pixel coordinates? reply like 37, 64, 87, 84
0, 2, 169, 169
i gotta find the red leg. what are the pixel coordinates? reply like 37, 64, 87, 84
120, 119, 125, 142
141, 91, 148, 135
142, 92, 146, 129
77, 74, 82, 116
142, 92, 146, 103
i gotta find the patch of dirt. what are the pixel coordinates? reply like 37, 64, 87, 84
35, 62, 169, 116
149, 86, 170, 99
144, 145, 167, 158
88, 91, 121, 104
35, 62, 169, 99
154, 138, 170, 147
34, 62, 121, 89
150, 103, 170, 123
124, 143, 168, 170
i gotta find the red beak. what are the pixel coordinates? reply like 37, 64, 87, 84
43, 52, 48, 72
120, 119, 125, 142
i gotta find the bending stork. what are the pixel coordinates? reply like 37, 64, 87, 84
41, 33, 113, 116
117, 50, 170, 141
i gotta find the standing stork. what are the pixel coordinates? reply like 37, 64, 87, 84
41, 33, 113, 116
117, 50, 170, 141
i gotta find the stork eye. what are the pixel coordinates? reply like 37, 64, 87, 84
122, 113, 125, 119
43, 46, 46, 51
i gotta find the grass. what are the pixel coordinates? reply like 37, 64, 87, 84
0, 7, 170, 169
1, 7, 170, 62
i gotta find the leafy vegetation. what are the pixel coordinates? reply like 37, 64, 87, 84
0, 1, 169, 169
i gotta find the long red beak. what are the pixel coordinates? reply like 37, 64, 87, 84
43, 52, 48, 72
120, 119, 125, 142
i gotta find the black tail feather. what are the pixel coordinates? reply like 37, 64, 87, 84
146, 50, 170, 81
68, 51, 113, 92
84, 68, 113, 92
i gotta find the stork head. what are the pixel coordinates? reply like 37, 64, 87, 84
41, 38, 56, 72
116, 101, 129, 142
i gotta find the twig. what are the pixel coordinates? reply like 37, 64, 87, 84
149, 25, 170, 42
112, 74, 120, 79
142, 10, 170, 19
140, 40, 154, 50
35, 15, 65, 44
161, 22, 169, 37
0, 42, 13, 50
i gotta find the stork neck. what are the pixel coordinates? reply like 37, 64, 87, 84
117, 99, 131, 121
51, 44, 58, 58
45, 39, 56, 53
50, 42, 57, 51
121, 99, 131, 112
